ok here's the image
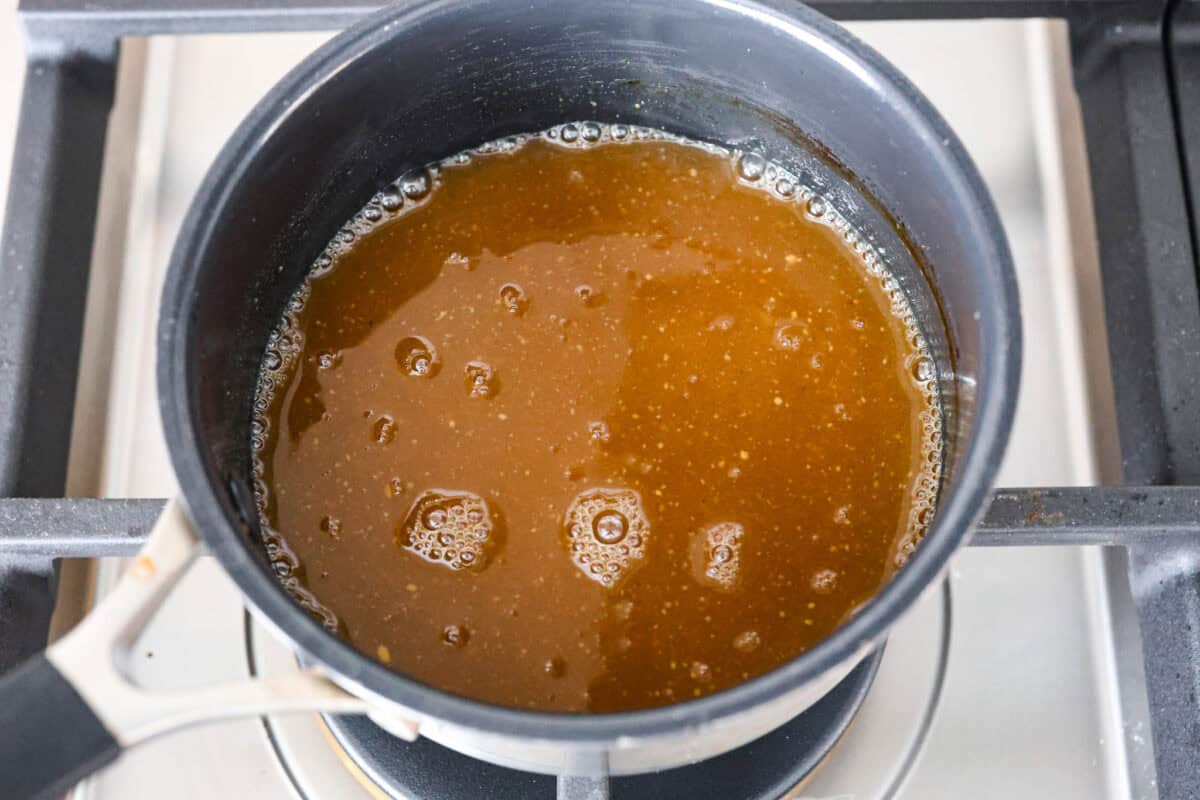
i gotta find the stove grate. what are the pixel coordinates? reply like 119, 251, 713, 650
2, 2, 1199, 798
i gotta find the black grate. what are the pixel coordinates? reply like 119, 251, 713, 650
2, 1, 1199, 798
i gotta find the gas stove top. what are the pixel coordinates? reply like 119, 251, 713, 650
3, 2, 1199, 799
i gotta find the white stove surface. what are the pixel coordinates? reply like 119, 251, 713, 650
14, 17, 1140, 800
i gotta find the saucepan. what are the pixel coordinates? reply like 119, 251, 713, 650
0, 0, 1020, 797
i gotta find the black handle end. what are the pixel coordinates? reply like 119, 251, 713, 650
0, 655, 121, 799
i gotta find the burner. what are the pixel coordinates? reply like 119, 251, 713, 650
323, 651, 882, 800
249, 581, 949, 800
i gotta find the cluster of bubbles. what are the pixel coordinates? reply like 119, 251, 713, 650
468, 133, 532, 157
398, 490, 495, 571
309, 167, 439, 280
895, 402, 943, 566
253, 282, 311, 457
811, 568, 839, 594
563, 488, 650, 587
399, 336, 502, 400
250, 286, 337, 615
728, 143, 944, 564
261, 525, 340, 632
251, 162, 445, 593
444, 252, 472, 271
539, 121, 732, 168
691, 521, 744, 591
436, 122, 722, 178
802, 177, 941, 563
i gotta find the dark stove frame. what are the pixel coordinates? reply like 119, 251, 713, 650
2, 1, 1199, 797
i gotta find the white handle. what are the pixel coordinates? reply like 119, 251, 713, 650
44, 499, 415, 746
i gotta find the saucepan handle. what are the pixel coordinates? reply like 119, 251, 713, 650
0, 654, 121, 799
0, 499, 410, 800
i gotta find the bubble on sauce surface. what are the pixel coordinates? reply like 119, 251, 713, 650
563, 488, 649, 587
464, 361, 499, 398
908, 354, 935, 385
441, 624, 470, 648
395, 335, 440, 378
398, 490, 494, 571
399, 168, 433, 201
707, 314, 735, 333
690, 521, 744, 591
575, 284, 603, 307
736, 152, 767, 182
773, 322, 805, 351
372, 415, 397, 445
250, 420, 266, 451
805, 195, 827, 219
499, 283, 529, 316
319, 516, 342, 540
587, 420, 611, 445
311, 254, 333, 276
733, 630, 761, 653
378, 188, 403, 212
811, 569, 839, 594
316, 350, 341, 370
445, 251, 472, 271
593, 511, 627, 544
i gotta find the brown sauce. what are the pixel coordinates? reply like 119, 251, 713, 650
254, 126, 942, 712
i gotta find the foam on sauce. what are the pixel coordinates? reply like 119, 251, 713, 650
252, 124, 943, 711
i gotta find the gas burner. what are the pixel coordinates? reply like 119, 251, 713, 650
247, 582, 949, 799
322, 655, 879, 800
